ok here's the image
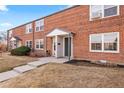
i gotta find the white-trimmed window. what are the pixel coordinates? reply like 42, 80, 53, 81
25, 40, 32, 48
90, 34, 102, 51
35, 19, 44, 32
35, 39, 44, 50
26, 23, 32, 33
90, 5, 119, 20
90, 32, 119, 53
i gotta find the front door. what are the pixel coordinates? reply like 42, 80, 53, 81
64, 37, 71, 56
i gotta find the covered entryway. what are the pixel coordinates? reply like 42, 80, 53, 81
46, 28, 73, 59
10, 36, 22, 49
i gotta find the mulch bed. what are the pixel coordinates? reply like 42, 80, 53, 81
64, 59, 123, 68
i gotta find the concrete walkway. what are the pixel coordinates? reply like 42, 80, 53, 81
0, 57, 68, 82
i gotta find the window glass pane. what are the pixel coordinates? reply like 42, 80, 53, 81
29, 24, 32, 28
40, 19, 44, 26
36, 21, 39, 26
91, 34, 102, 50
26, 41, 28, 47
36, 45, 39, 48
91, 5, 102, 19
29, 45, 32, 48
29, 41, 32, 44
36, 27, 39, 31
104, 5, 118, 17
40, 44, 43, 48
40, 39, 44, 48
104, 32, 118, 51
40, 26, 44, 31
29, 29, 32, 32
104, 5, 116, 9
26, 23, 32, 33
36, 41, 39, 48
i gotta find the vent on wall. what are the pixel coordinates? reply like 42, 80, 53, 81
99, 60, 107, 64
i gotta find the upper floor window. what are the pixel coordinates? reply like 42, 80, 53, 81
90, 5, 119, 21
35, 19, 44, 32
90, 32, 119, 53
26, 23, 32, 33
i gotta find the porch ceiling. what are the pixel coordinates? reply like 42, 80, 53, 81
46, 28, 72, 37
10, 36, 22, 41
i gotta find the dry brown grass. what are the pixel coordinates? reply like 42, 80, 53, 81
0, 52, 38, 72
0, 63, 124, 88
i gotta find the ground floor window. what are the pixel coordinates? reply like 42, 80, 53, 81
90, 32, 119, 53
90, 34, 102, 51
25, 40, 32, 48
35, 39, 44, 50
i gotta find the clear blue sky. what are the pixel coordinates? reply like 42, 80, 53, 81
0, 5, 69, 31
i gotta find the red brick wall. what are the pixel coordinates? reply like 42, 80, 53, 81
8, 5, 124, 62
12, 24, 34, 47
45, 5, 124, 62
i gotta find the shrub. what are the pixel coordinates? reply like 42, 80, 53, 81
11, 46, 31, 56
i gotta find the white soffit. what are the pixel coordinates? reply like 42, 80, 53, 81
47, 28, 69, 37
10, 37, 16, 41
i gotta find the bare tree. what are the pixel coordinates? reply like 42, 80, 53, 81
0, 31, 7, 42
0, 31, 7, 52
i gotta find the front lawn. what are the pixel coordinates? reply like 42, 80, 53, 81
0, 62, 124, 88
0, 52, 38, 73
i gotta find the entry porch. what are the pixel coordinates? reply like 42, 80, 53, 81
46, 28, 74, 59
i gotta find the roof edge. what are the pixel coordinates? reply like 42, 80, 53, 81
7, 5, 80, 31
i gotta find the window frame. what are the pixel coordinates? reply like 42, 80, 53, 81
35, 19, 44, 32
35, 39, 44, 50
25, 40, 32, 48
89, 34, 103, 52
26, 23, 32, 34
89, 32, 120, 53
89, 5, 120, 21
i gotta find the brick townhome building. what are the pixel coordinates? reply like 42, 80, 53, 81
7, 5, 124, 63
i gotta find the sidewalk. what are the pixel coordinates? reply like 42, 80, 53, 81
0, 57, 68, 82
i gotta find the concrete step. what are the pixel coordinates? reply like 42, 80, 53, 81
13, 65, 36, 73
38, 57, 68, 63
0, 70, 20, 82
28, 61, 49, 67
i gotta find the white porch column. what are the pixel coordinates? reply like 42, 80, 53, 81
55, 35, 58, 57
55, 35, 64, 58
68, 33, 71, 61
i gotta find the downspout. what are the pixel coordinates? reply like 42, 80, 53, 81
45, 35, 47, 56
32, 22, 35, 52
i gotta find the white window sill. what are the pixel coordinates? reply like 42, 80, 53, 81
25, 32, 32, 34
90, 14, 119, 21
35, 48, 44, 50
35, 30, 44, 32
90, 50, 120, 53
